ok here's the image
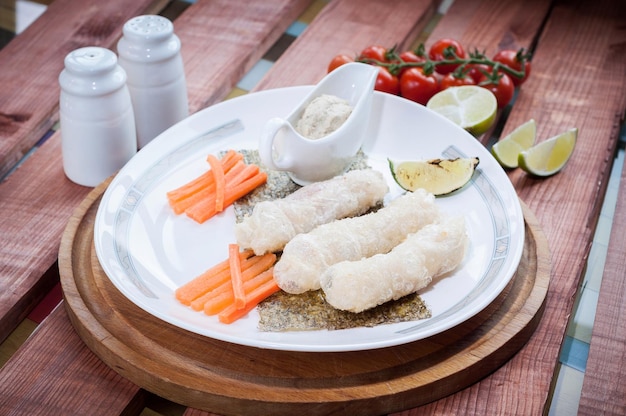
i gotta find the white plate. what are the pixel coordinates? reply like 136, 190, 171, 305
94, 86, 525, 352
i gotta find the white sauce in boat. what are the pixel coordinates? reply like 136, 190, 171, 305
295, 94, 353, 139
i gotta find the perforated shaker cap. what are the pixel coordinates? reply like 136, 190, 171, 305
59, 47, 127, 96
119, 15, 180, 62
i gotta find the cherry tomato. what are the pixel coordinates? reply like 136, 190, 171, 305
398, 50, 425, 76
375, 66, 400, 95
327, 54, 354, 73
465, 63, 493, 83
478, 72, 515, 108
399, 50, 424, 64
493, 49, 531, 86
440, 73, 475, 90
399, 67, 440, 105
359, 45, 388, 63
428, 39, 467, 75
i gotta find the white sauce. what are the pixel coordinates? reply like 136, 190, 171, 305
295, 94, 353, 140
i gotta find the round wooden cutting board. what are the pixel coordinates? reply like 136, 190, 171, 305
59, 180, 550, 416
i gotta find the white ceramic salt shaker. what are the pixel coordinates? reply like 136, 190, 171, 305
117, 15, 189, 148
59, 47, 137, 187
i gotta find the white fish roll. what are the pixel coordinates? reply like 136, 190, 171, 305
320, 216, 468, 313
274, 189, 440, 294
234, 169, 388, 255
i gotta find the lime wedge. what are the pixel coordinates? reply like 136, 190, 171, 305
426, 86, 497, 136
518, 128, 577, 176
491, 119, 537, 168
389, 157, 479, 195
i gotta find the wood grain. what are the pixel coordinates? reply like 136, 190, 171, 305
58, 179, 549, 416
253, 0, 440, 91
0, 303, 146, 415
426, 0, 550, 53
173, 0, 314, 113
579, 157, 626, 414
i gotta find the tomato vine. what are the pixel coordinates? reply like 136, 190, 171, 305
329, 40, 532, 108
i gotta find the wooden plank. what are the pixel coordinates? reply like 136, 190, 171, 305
254, 0, 441, 91
174, 0, 315, 113
578, 158, 626, 414
0, 304, 146, 416
0, 135, 98, 344
393, 0, 626, 414
425, 0, 550, 52
0, 0, 167, 179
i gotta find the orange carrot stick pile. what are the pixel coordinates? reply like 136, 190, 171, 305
175, 244, 280, 324
166, 150, 267, 223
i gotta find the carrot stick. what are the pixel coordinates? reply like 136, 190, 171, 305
223, 171, 268, 206
188, 253, 275, 311
183, 166, 258, 222
175, 260, 230, 306
167, 152, 243, 213
167, 150, 242, 204
186, 171, 267, 223
197, 253, 276, 312
225, 163, 260, 187
207, 149, 240, 166
218, 276, 280, 324
170, 161, 247, 214
202, 292, 235, 316
198, 253, 276, 299
167, 170, 214, 205
184, 268, 231, 308
207, 154, 225, 212
170, 184, 215, 215
204, 268, 275, 315
229, 243, 246, 310
175, 249, 254, 305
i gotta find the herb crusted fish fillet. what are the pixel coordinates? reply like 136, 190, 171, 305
273, 189, 441, 294
320, 216, 468, 313
234, 169, 388, 255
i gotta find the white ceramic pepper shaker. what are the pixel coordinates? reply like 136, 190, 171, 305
117, 15, 189, 149
59, 46, 137, 187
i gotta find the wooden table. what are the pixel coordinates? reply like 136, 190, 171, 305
1, 0, 625, 414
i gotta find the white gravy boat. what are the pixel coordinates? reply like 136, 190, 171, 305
258, 62, 378, 185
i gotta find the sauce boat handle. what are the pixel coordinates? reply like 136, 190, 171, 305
258, 117, 294, 171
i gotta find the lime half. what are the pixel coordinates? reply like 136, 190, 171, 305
426, 86, 497, 136
491, 119, 537, 168
389, 157, 480, 195
518, 128, 577, 176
